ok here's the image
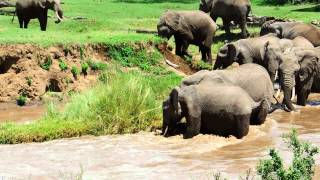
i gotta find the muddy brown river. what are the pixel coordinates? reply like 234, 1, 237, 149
0, 102, 320, 179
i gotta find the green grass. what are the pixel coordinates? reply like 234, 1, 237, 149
0, 0, 318, 46
0, 66, 181, 144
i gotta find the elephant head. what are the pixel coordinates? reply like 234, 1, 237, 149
162, 87, 182, 137
262, 41, 282, 82
295, 50, 320, 105
39, 0, 63, 23
157, 11, 192, 40
213, 43, 239, 70
199, 0, 212, 13
260, 21, 282, 37
277, 48, 319, 111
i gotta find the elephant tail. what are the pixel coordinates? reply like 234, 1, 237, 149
11, 10, 16, 24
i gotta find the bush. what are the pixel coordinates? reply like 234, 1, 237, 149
59, 59, 68, 71
81, 62, 89, 75
108, 44, 168, 75
257, 129, 319, 180
71, 66, 80, 79
40, 57, 52, 71
17, 95, 27, 106
26, 76, 32, 86
87, 60, 107, 71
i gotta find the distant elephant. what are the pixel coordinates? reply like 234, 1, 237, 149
213, 35, 280, 71
260, 21, 320, 47
157, 10, 217, 64
15, 0, 63, 31
263, 36, 314, 82
199, 0, 251, 38
274, 47, 319, 111
162, 64, 273, 139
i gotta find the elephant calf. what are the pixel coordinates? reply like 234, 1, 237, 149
157, 10, 217, 64
260, 21, 320, 47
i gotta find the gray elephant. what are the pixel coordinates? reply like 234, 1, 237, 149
295, 48, 320, 107
15, 0, 63, 31
157, 10, 217, 64
162, 64, 273, 139
273, 47, 319, 111
199, 0, 251, 38
262, 36, 314, 82
213, 35, 280, 71
260, 21, 320, 47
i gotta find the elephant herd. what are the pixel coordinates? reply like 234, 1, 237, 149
158, 0, 320, 139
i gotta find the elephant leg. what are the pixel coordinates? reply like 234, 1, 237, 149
184, 115, 201, 139
239, 18, 249, 38
250, 100, 268, 125
174, 37, 183, 57
38, 11, 48, 31
181, 41, 191, 57
234, 114, 250, 139
24, 19, 30, 29
222, 18, 231, 35
18, 16, 23, 29
297, 89, 310, 106
206, 46, 212, 64
199, 45, 207, 62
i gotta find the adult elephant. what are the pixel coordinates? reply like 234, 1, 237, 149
199, 0, 251, 38
260, 21, 320, 47
15, 0, 64, 31
295, 48, 320, 107
274, 47, 319, 111
213, 35, 280, 71
263, 36, 314, 82
162, 64, 274, 139
157, 10, 217, 64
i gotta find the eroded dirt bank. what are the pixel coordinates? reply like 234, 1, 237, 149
0, 44, 107, 103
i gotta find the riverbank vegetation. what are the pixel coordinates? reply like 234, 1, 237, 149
0, 0, 318, 142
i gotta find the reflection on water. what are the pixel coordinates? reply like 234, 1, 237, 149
0, 104, 320, 179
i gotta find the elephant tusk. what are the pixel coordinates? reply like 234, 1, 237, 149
291, 86, 295, 101
55, 11, 63, 21
163, 126, 169, 137
274, 70, 278, 81
276, 88, 281, 99
165, 59, 179, 68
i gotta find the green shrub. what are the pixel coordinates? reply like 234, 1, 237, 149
81, 62, 89, 75
80, 46, 85, 60
257, 129, 319, 180
17, 95, 27, 106
59, 59, 68, 71
40, 57, 52, 71
87, 60, 107, 71
108, 44, 166, 74
71, 66, 80, 79
26, 76, 32, 86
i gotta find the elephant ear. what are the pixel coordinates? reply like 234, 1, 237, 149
170, 87, 180, 115
164, 11, 193, 39
226, 43, 239, 62
38, 0, 47, 9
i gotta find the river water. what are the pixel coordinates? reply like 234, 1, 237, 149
0, 101, 320, 179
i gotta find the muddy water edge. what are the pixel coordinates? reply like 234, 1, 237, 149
0, 101, 320, 179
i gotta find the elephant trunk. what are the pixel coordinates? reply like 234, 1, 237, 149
213, 60, 222, 70
281, 71, 296, 111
